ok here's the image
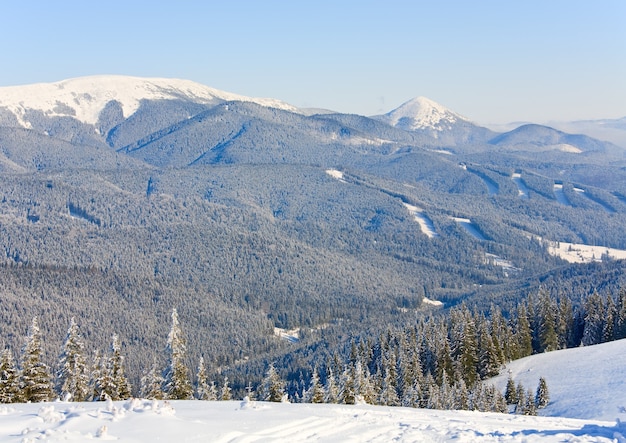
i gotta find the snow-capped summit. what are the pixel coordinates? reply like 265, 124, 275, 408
0, 75, 298, 128
378, 96, 470, 132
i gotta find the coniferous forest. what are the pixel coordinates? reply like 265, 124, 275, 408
1, 77, 626, 416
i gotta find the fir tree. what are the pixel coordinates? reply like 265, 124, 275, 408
220, 376, 232, 401
196, 356, 211, 400
307, 366, 325, 403
504, 373, 518, 405
20, 317, 55, 402
57, 318, 89, 402
260, 363, 286, 402
163, 308, 193, 400
535, 377, 549, 409
108, 334, 132, 400
140, 357, 165, 400
0, 349, 20, 403
324, 367, 338, 404
538, 292, 558, 352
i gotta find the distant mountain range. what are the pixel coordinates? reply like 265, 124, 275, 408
0, 75, 625, 387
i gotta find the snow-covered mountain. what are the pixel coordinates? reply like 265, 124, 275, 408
376, 96, 470, 132
373, 96, 495, 145
0, 75, 298, 128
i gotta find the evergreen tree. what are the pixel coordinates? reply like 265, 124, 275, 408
163, 308, 193, 400
260, 363, 286, 402
603, 295, 616, 343
339, 365, 356, 405
523, 389, 537, 415
220, 376, 232, 401
478, 322, 500, 379
324, 367, 338, 404
535, 377, 549, 409
20, 317, 55, 402
140, 357, 165, 400
0, 349, 20, 403
504, 373, 518, 405
196, 356, 211, 400
306, 366, 325, 403
57, 318, 89, 402
538, 292, 558, 352
108, 334, 132, 400
582, 291, 605, 346
515, 304, 533, 358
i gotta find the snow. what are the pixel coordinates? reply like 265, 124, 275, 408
0, 397, 622, 442
403, 203, 438, 238
382, 96, 469, 131
325, 169, 345, 181
511, 173, 530, 199
491, 339, 626, 422
0, 75, 298, 127
452, 216, 487, 241
3, 340, 626, 441
546, 241, 626, 263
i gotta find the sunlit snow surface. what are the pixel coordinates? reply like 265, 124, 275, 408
4, 340, 626, 441
0, 397, 622, 442
0, 75, 298, 127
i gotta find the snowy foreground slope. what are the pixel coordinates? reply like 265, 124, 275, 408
0, 398, 623, 443
3, 340, 626, 442
491, 338, 626, 422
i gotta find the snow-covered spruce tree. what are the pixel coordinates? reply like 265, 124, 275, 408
504, 373, 518, 405
0, 349, 20, 403
324, 367, 338, 404
57, 318, 89, 402
163, 308, 193, 400
196, 356, 213, 401
306, 366, 325, 403
535, 377, 549, 409
20, 317, 55, 402
220, 376, 232, 401
140, 357, 165, 400
260, 363, 286, 402
108, 334, 132, 400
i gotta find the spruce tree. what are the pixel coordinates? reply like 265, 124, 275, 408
220, 376, 232, 400
20, 317, 55, 402
535, 377, 549, 409
140, 357, 165, 400
57, 318, 89, 402
196, 356, 211, 400
504, 373, 518, 405
324, 367, 338, 404
261, 363, 286, 402
307, 366, 325, 403
0, 349, 20, 403
108, 334, 132, 400
163, 308, 193, 400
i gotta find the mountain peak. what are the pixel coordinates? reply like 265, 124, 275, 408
0, 75, 298, 127
380, 96, 469, 132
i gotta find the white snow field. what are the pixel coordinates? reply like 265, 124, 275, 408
0, 397, 622, 443
490, 338, 626, 423
4, 340, 626, 442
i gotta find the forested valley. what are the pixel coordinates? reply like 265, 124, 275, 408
1, 77, 626, 413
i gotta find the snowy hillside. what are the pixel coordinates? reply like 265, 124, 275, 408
0, 75, 298, 127
0, 397, 621, 442
2, 341, 626, 442
490, 338, 626, 421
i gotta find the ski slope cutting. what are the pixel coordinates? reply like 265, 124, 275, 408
0, 397, 622, 443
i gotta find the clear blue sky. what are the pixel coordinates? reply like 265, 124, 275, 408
2, 0, 625, 124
